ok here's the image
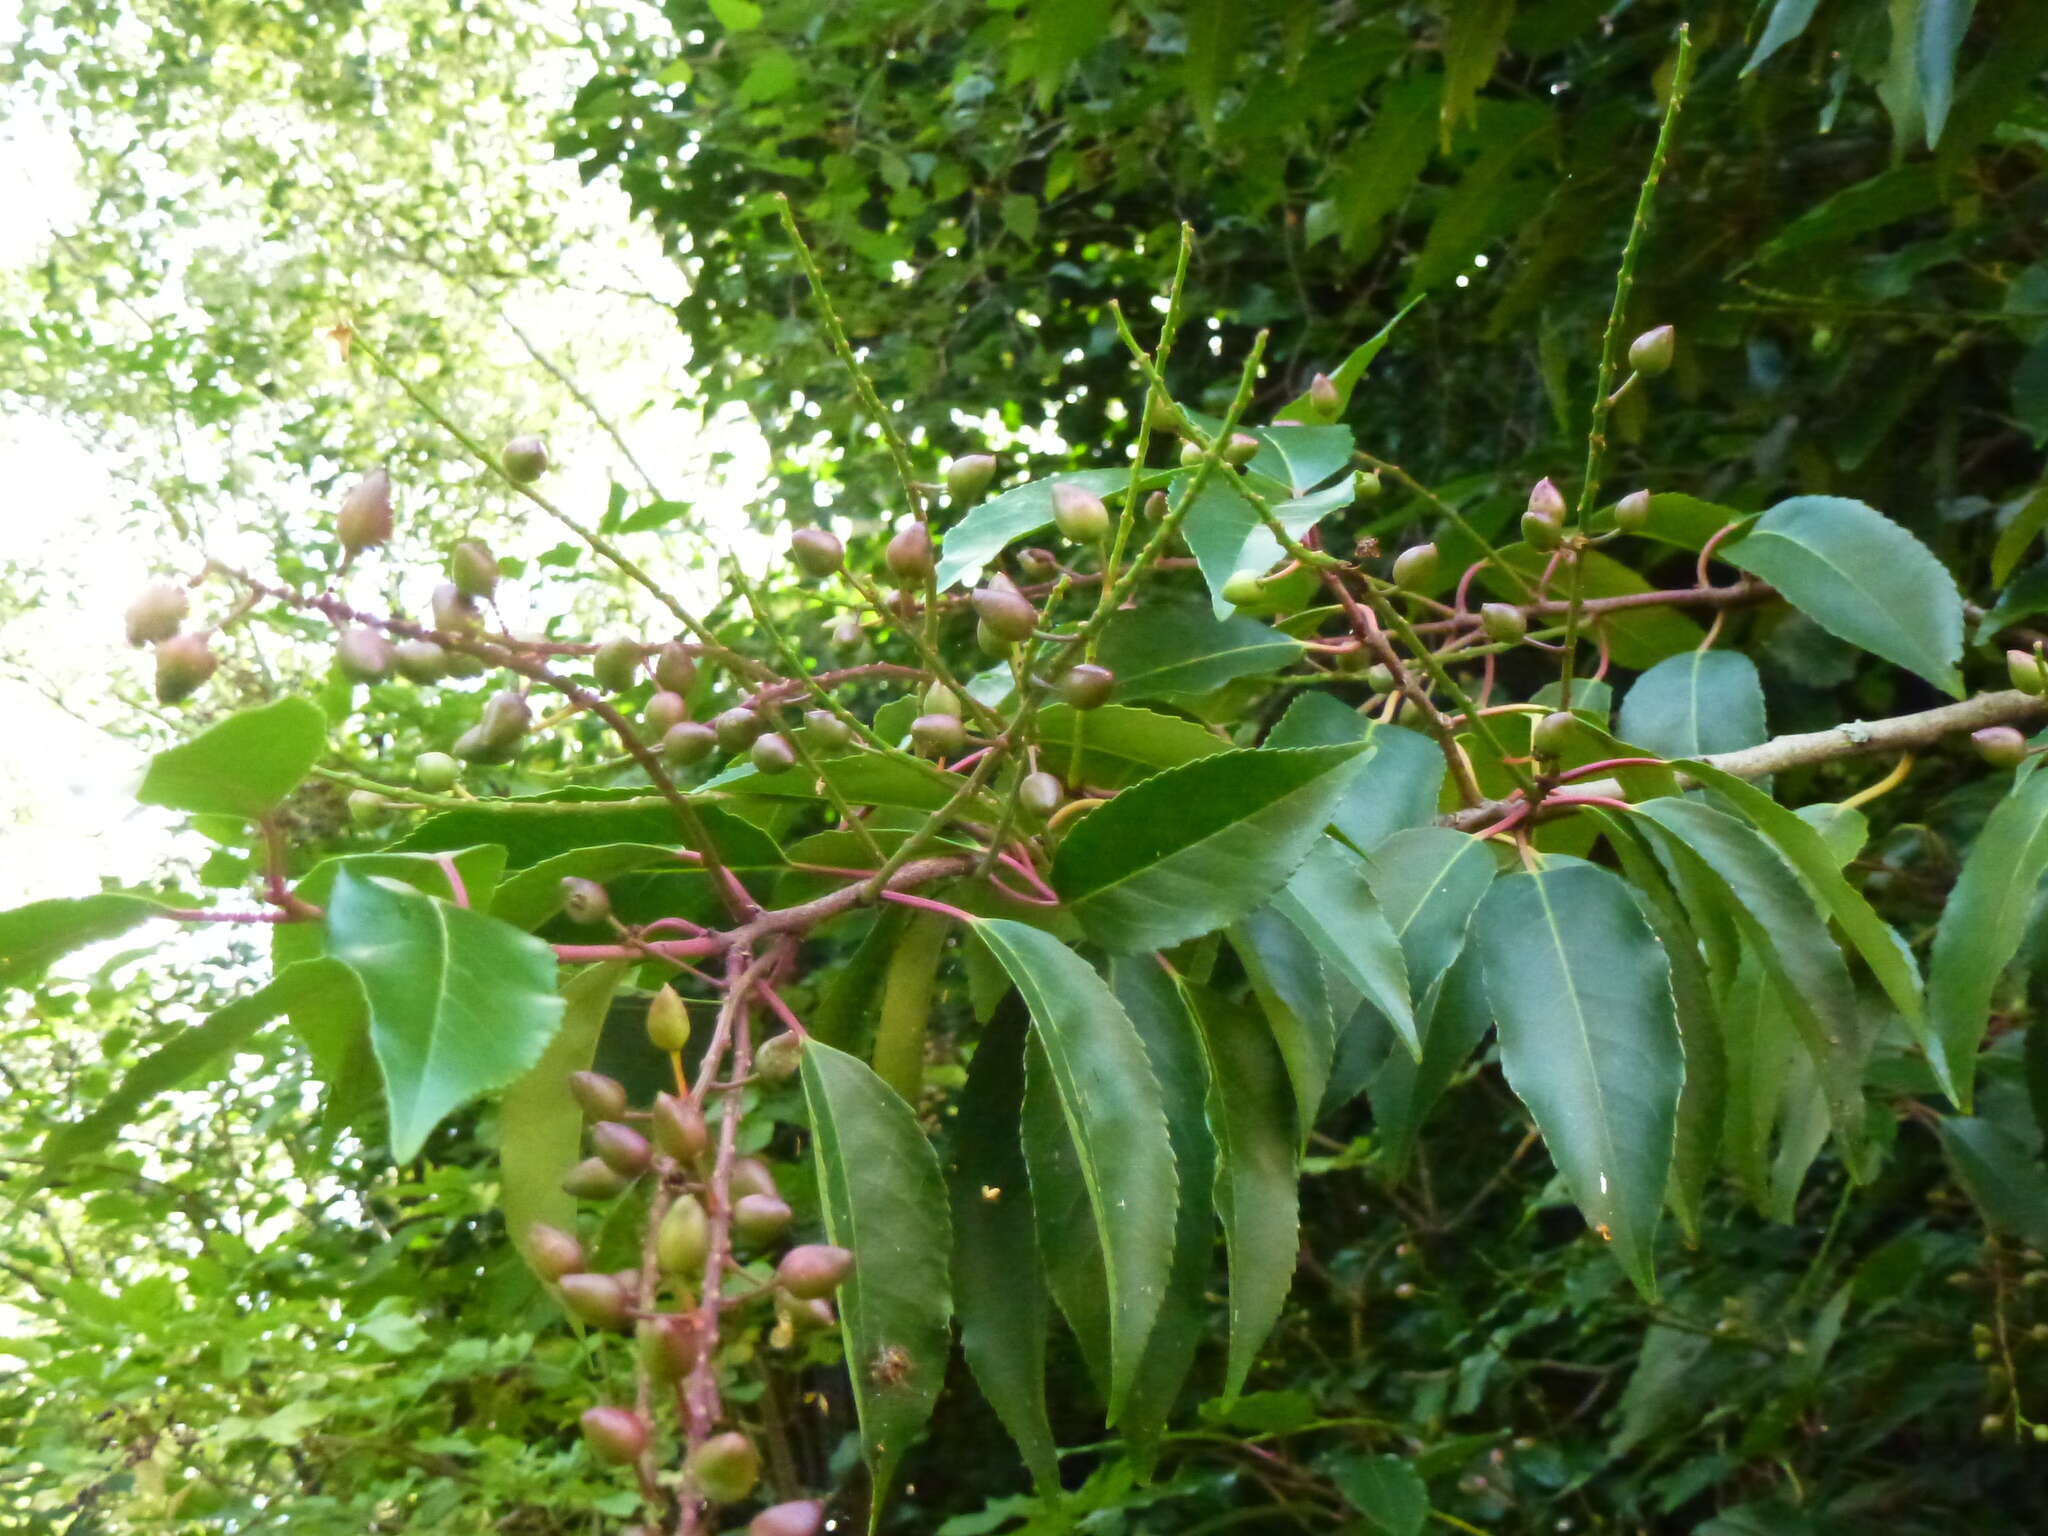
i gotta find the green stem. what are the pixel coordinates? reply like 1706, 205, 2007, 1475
1560, 23, 1694, 707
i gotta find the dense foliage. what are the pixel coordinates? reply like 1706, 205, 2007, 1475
7, 5, 2048, 1536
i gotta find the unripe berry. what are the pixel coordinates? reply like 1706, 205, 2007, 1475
1018, 770, 1064, 819
776, 1244, 854, 1299
1052, 482, 1110, 543
657, 1194, 710, 1275
774, 1290, 837, 1338
732, 1193, 794, 1246
1015, 547, 1058, 583
750, 732, 797, 774
431, 581, 481, 635
1355, 468, 1383, 501
559, 1272, 632, 1329
336, 627, 394, 683
1628, 324, 1676, 377
559, 877, 610, 924
731, 1156, 780, 1201
652, 1091, 709, 1162
1180, 439, 1205, 466
124, 582, 188, 647
1144, 489, 1169, 521
646, 690, 689, 738
1532, 710, 1579, 757
790, 527, 844, 579
501, 435, 549, 483
1974, 726, 2028, 768
1528, 476, 1568, 523
654, 642, 698, 693
663, 721, 716, 766
347, 790, 388, 828
393, 638, 448, 683
1221, 569, 1266, 608
1309, 372, 1340, 420
923, 682, 962, 718
1222, 432, 1260, 465
580, 1405, 648, 1464
687, 1432, 761, 1504
647, 985, 690, 1053
2009, 649, 2046, 696
1057, 664, 1115, 711
415, 751, 460, 791
1614, 488, 1652, 533
1481, 603, 1527, 645
973, 581, 1039, 642
1364, 663, 1397, 693
946, 453, 998, 503
885, 523, 935, 585
559, 1148, 626, 1194
1391, 542, 1439, 590
830, 617, 864, 652
154, 634, 218, 704
337, 468, 393, 553
527, 1222, 586, 1280
591, 637, 642, 693
714, 706, 766, 753
592, 1121, 652, 1177
639, 1313, 705, 1382
449, 538, 499, 600
755, 1031, 803, 1083
456, 691, 531, 765
912, 713, 967, 756
804, 710, 852, 748
750, 1500, 827, 1536
1522, 509, 1565, 551
568, 1070, 628, 1121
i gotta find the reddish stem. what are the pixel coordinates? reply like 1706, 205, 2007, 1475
878, 890, 977, 925
434, 854, 470, 909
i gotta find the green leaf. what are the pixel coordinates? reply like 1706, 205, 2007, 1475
1362, 826, 1497, 1033
1677, 762, 1922, 1029
1179, 475, 1352, 618
1176, 979, 1298, 1401
707, 0, 762, 31
1473, 864, 1682, 1296
1369, 950, 1493, 1176
326, 870, 565, 1162
698, 742, 976, 813
1752, 165, 1942, 264
1270, 837, 1416, 1055
1938, 1113, 2048, 1248
1742, 0, 1822, 74
1021, 1037, 1112, 1395
1917, 0, 1977, 146
1331, 1452, 1430, 1536
1926, 770, 2048, 1109
1616, 652, 1768, 762
1441, 0, 1514, 142
801, 1040, 953, 1520
971, 919, 1178, 1421
498, 961, 629, 1278
1033, 703, 1229, 790
137, 697, 327, 819
1243, 426, 1355, 496
40, 959, 348, 1171
274, 847, 509, 970
946, 1007, 1058, 1494
934, 468, 1179, 590
1269, 694, 1445, 854
1487, 545, 1706, 668
1183, 0, 1245, 135
490, 845, 679, 930
1232, 905, 1342, 1143
1052, 742, 1370, 952
1723, 495, 1965, 696
0, 893, 167, 989
1991, 480, 2048, 588
1095, 596, 1303, 701
1276, 296, 1425, 421
395, 791, 775, 874
1631, 798, 1876, 1180
1329, 76, 1438, 257
1108, 956, 1220, 1447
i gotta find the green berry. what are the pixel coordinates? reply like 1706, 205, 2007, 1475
647, 985, 690, 1053
922, 682, 962, 718
1480, 603, 1527, 645
790, 527, 844, 579
755, 1031, 803, 1083
973, 579, 1039, 641
1309, 372, 1340, 420
647, 690, 689, 738
580, 1405, 647, 1463
592, 637, 642, 692
1221, 432, 1260, 465
1628, 324, 1676, 377
750, 731, 798, 774
154, 634, 218, 704
663, 721, 716, 765
415, 751, 460, 791
803, 709, 852, 748
591, 1121, 652, 1177
393, 638, 448, 683
1532, 710, 1579, 758
1221, 569, 1266, 608
1052, 482, 1110, 543
731, 1193, 794, 1247
654, 642, 698, 693
1015, 547, 1058, 583
337, 468, 393, 553
336, 627, 394, 683
1391, 542, 1439, 590
1056, 664, 1114, 711
431, 581, 481, 634
501, 435, 550, 483
1018, 770, 1064, 818
776, 1244, 854, 1300
2009, 649, 2046, 696
639, 1314, 704, 1383
730, 1156, 779, 1201
560, 1156, 630, 1200
657, 1194, 710, 1276
912, 712, 967, 756
885, 523, 935, 585
347, 789, 388, 828
449, 538, 499, 599
652, 1091, 708, 1162
946, 453, 998, 503
1354, 468, 1382, 501
1521, 509, 1565, 551
527, 1222, 586, 1280
1974, 726, 2028, 768
124, 582, 188, 647
714, 706, 766, 753
1613, 488, 1652, 533
567, 1070, 627, 1121
686, 1432, 760, 1504
559, 877, 610, 924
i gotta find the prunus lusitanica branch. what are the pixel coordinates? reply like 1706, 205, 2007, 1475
1444, 689, 2048, 832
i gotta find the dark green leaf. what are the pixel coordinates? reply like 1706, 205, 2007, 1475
935, 468, 1178, 590
1363, 826, 1497, 1032
1053, 742, 1370, 952
1488, 546, 1705, 668
1232, 905, 1342, 1143
1474, 864, 1682, 1295
1369, 950, 1493, 1176
1276, 296, 1425, 420
0, 893, 167, 989
1742, 0, 1822, 75
1330, 1452, 1429, 1536
137, 697, 327, 819
1269, 694, 1445, 854
1177, 979, 1298, 1400
1095, 596, 1303, 701
498, 961, 629, 1278
490, 845, 679, 930
1441, 0, 1514, 141
41, 959, 348, 1171
971, 919, 1178, 1421
1270, 837, 1415, 1055
946, 1006, 1058, 1494
326, 870, 565, 1162
1021, 1036, 1112, 1395
1926, 770, 2048, 1109
1938, 1113, 2048, 1248
802, 1040, 953, 1515
1033, 703, 1229, 790
1917, 0, 1978, 146
1724, 495, 1964, 695
1616, 652, 1768, 762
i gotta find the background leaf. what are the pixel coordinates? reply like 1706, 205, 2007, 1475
137, 697, 327, 820
0, 893, 167, 989
1616, 651, 1768, 761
